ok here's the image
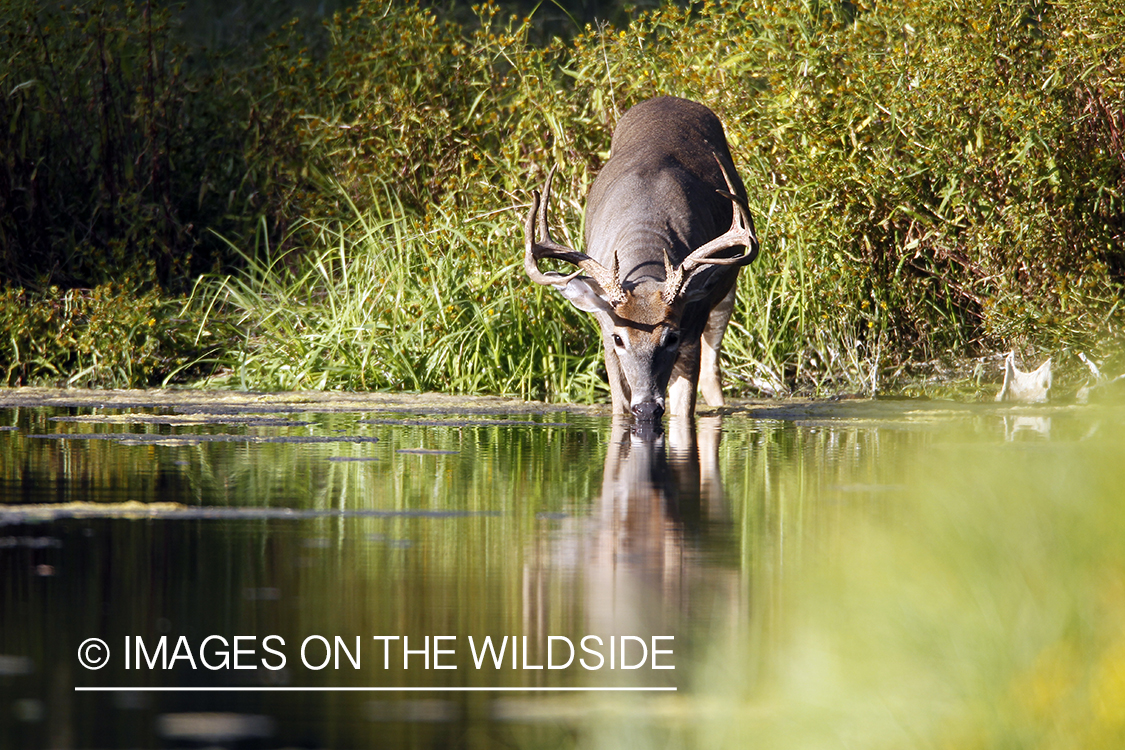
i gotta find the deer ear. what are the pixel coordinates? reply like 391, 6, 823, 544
559, 277, 616, 314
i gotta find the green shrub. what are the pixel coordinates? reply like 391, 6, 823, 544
0, 283, 221, 387
0, 0, 303, 290
212, 0, 1120, 397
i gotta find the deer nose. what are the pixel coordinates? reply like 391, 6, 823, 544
631, 402, 665, 422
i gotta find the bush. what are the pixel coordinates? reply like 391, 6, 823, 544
215, 0, 1120, 397
0, 282, 221, 386
0, 0, 303, 290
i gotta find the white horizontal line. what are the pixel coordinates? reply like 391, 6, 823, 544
75, 686, 675, 692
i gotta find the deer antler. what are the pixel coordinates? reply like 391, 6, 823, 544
524, 166, 626, 306
662, 157, 759, 305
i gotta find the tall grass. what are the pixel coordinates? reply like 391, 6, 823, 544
198, 174, 887, 401
202, 183, 607, 401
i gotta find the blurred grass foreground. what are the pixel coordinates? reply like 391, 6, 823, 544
0, 0, 1122, 396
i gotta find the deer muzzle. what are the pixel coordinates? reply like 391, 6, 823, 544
631, 401, 665, 422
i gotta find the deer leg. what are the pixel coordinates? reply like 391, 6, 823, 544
667, 338, 701, 418
700, 287, 736, 407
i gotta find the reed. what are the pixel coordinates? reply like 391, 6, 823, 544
198, 187, 606, 400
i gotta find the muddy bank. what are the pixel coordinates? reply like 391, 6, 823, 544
0, 386, 1092, 423
0, 387, 592, 415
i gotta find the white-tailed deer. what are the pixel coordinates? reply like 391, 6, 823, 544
524, 97, 759, 421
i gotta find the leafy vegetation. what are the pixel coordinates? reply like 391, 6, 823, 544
0, 0, 271, 289
205, 202, 605, 400
1, 0, 1122, 397
0, 282, 217, 386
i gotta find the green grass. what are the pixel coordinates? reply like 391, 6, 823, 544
198, 185, 607, 401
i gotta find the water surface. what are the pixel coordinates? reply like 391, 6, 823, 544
1, 391, 1123, 749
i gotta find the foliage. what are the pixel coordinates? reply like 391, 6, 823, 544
1, 0, 1122, 394
0, 0, 301, 290
204, 0, 1121, 397
0, 283, 221, 387
202, 194, 605, 401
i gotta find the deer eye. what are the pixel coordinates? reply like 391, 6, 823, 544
663, 331, 680, 350
612, 334, 625, 349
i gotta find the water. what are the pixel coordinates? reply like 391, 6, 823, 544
2, 392, 1124, 749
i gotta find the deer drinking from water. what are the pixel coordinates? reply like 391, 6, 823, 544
524, 97, 759, 421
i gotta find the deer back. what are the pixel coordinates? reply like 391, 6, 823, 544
585, 96, 748, 292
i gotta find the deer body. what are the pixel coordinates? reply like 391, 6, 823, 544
525, 97, 758, 420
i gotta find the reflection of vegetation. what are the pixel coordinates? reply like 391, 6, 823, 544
699, 414, 1125, 750
565, 411, 1125, 750
1, 0, 1122, 391
0, 408, 603, 512
4, 404, 1124, 746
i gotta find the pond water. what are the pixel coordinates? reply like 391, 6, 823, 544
1, 390, 1124, 749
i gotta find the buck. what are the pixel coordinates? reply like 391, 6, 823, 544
524, 96, 759, 420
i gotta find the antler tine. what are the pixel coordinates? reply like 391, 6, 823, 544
524, 188, 582, 287
689, 156, 758, 268
537, 165, 559, 246
662, 156, 760, 305
714, 157, 755, 231
662, 248, 676, 285
524, 167, 626, 305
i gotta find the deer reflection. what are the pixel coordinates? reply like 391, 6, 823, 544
522, 416, 734, 650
